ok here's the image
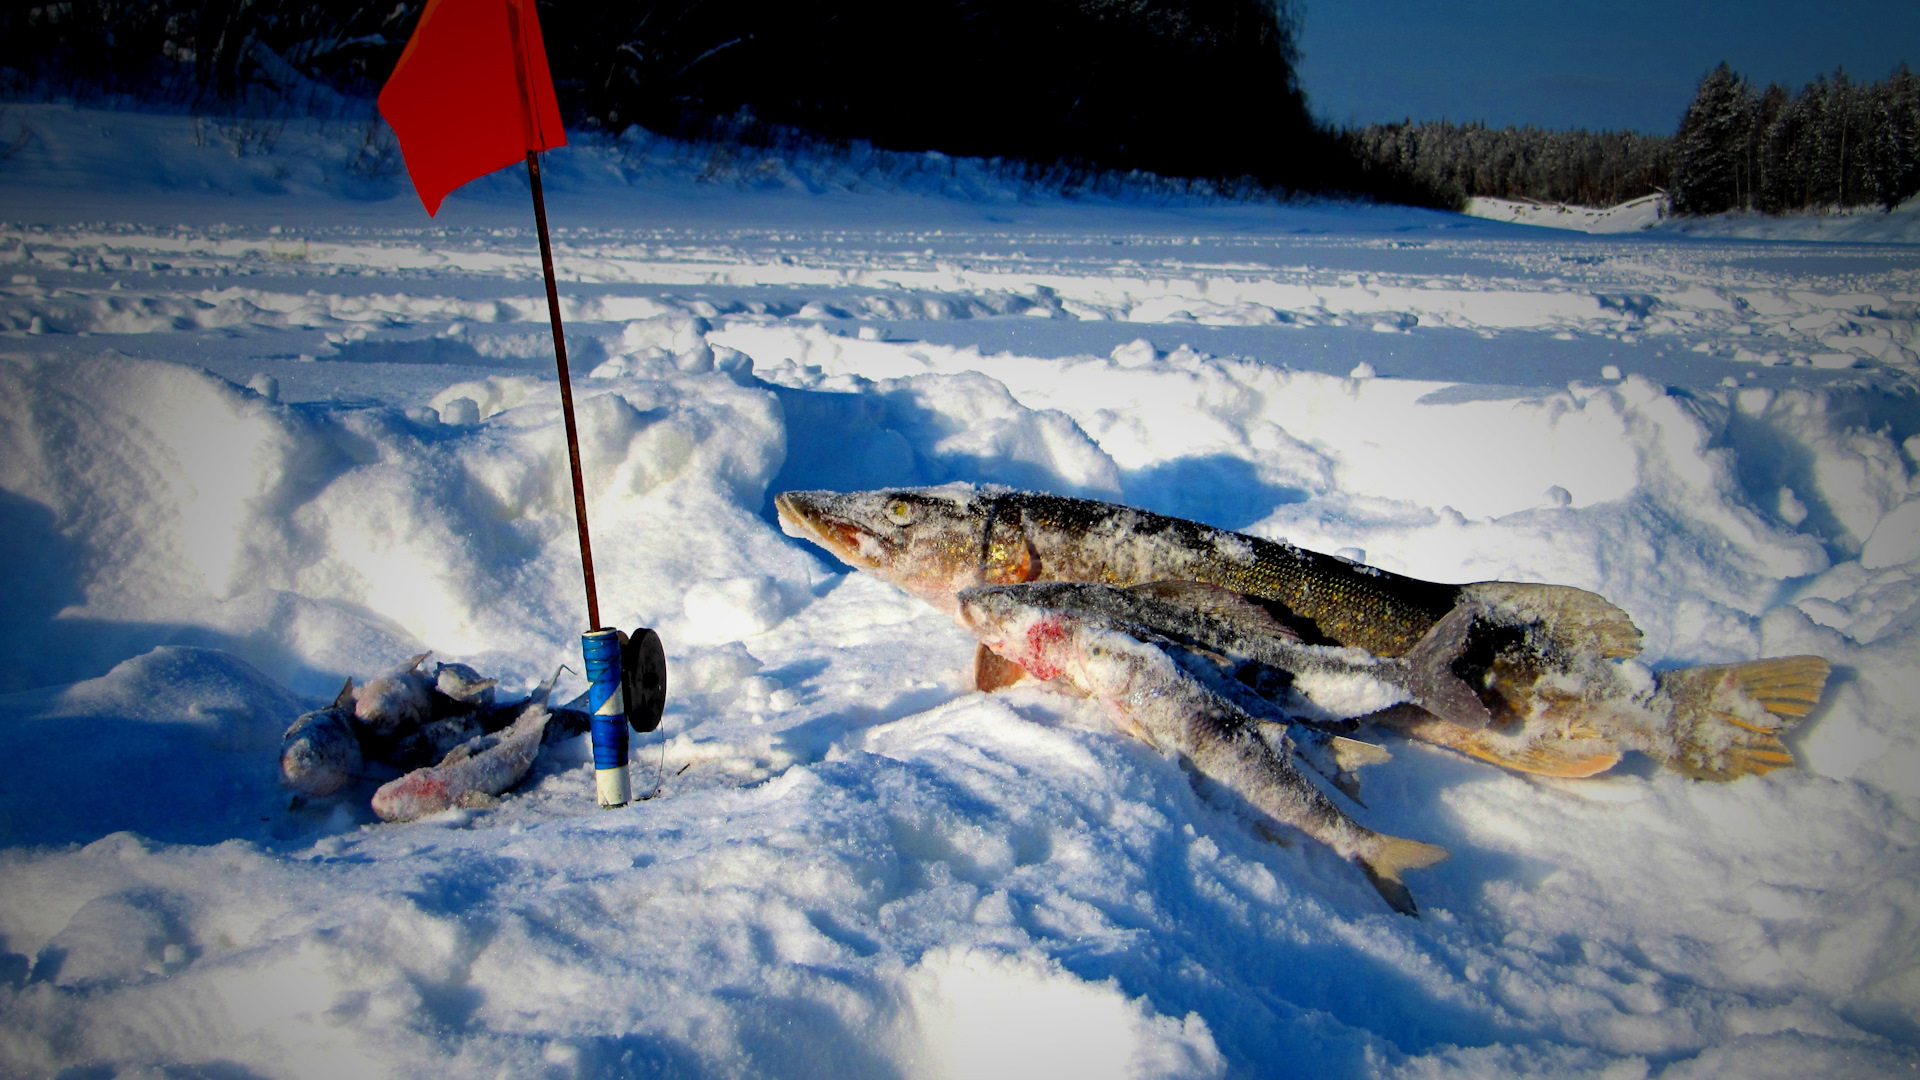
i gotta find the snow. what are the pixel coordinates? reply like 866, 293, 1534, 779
1464, 194, 1669, 235
0, 102, 1918, 1078
1466, 192, 1920, 244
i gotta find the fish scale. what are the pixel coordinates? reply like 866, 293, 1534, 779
1007, 491, 1463, 654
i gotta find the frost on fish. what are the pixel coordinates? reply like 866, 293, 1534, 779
433, 663, 497, 708
371, 702, 553, 822
278, 656, 576, 801
353, 652, 434, 738
1376, 652, 1831, 781
956, 583, 1448, 915
968, 580, 1490, 735
278, 692, 361, 798
778, 485, 1831, 783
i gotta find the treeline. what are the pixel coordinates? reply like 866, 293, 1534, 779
1340, 123, 1669, 210
0, 0, 1452, 205
1672, 62, 1920, 215
1343, 64, 1920, 214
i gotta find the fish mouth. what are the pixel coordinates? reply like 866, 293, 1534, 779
775, 490, 887, 569
953, 589, 986, 632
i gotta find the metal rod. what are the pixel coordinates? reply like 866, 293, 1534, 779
526, 150, 601, 631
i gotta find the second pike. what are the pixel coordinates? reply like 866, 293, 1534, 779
956, 582, 1449, 915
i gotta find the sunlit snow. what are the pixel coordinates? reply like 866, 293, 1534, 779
1, 102, 1917, 1079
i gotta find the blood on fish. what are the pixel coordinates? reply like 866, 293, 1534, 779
1021, 617, 1069, 680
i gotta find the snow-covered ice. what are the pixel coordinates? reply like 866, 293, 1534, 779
1, 103, 1918, 1078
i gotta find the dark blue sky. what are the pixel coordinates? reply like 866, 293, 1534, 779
1295, 1, 1918, 133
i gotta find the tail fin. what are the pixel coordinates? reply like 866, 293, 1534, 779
1461, 581, 1643, 660
1658, 656, 1830, 781
1400, 602, 1495, 728
1359, 834, 1450, 917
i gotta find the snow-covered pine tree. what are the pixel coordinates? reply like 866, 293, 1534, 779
1672, 62, 1757, 215
1868, 65, 1920, 210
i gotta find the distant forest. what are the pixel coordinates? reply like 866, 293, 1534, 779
0, 0, 1445, 205
1343, 63, 1920, 214
3, 1, 1913, 216
1340, 123, 1671, 209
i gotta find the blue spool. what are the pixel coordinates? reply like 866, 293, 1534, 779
582, 628, 630, 805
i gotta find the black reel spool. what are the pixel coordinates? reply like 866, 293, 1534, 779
621, 627, 667, 733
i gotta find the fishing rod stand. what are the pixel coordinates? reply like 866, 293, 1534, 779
582, 627, 668, 808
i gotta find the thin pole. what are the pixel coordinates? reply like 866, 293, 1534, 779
526, 150, 601, 631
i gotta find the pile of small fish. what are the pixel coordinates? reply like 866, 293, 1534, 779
279, 655, 588, 822
776, 484, 1832, 916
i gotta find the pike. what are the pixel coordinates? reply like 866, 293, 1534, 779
1004, 579, 1494, 730
976, 579, 1490, 802
776, 484, 1830, 780
956, 583, 1449, 915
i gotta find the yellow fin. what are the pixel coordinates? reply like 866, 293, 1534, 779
1658, 656, 1830, 781
1360, 835, 1450, 916
1330, 736, 1393, 772
1459, 735, 1623, 778
1377, 705, 1623, 777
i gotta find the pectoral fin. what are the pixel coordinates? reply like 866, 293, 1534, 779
973, 643, 1029, 692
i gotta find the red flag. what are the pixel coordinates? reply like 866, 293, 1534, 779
378, 0, 567, 216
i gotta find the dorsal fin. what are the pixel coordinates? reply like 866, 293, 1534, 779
1459, 582, 1642, 660
1125, 581, 1302, 641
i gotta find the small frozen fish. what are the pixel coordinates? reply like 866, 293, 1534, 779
279, 680, 361, 798
354, 652, 434, 738
433, 662, 496, 709
973, 580, 1481, 802
388, 664, 568, 770
371, 701, 553, 822
956, 583, 1448, 916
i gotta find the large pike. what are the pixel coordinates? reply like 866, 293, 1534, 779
774, 483, 1637, 655
956, 582, 1449, 915
776, 484, 1829, 779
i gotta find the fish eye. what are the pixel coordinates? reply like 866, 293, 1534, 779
885, 499, 915, 526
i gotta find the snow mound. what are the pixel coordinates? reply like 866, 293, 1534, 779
1465, 194, 1668, 234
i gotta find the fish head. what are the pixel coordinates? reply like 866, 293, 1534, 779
956, 585, 1079, 682
776, 484, 1036, 610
